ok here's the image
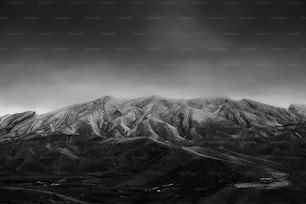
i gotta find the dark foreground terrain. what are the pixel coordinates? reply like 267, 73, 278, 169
0, 133, 305, 204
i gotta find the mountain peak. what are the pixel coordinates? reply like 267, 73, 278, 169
0, 96, 305, 141
93, 95, 119, 104
289, 104, 306, 117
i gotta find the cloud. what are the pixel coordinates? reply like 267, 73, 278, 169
0, 0, 306, 115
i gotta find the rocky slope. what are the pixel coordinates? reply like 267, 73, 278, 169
289, 104, 306, 118
0, 96, 304, 143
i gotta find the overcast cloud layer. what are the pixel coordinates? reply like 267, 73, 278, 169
0, 0, 306, 115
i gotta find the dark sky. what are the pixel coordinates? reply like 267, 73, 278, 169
0, 0, 306, 114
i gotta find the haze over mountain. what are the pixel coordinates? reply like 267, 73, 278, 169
1, 0, 306, 202
1, 0, 306, 115
1, 95, 305, 143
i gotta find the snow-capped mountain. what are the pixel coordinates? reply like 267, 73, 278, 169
0, 96, 304, 143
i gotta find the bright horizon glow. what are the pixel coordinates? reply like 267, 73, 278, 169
0, 94, 304, 116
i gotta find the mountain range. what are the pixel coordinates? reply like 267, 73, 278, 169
1, 96, 306, 142
0, 96, 306, 203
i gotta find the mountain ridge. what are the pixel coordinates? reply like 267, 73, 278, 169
0, 95, 305, 143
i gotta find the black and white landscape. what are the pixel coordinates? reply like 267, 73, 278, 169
0, 96, 306, 203
1, 0, 306, 203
